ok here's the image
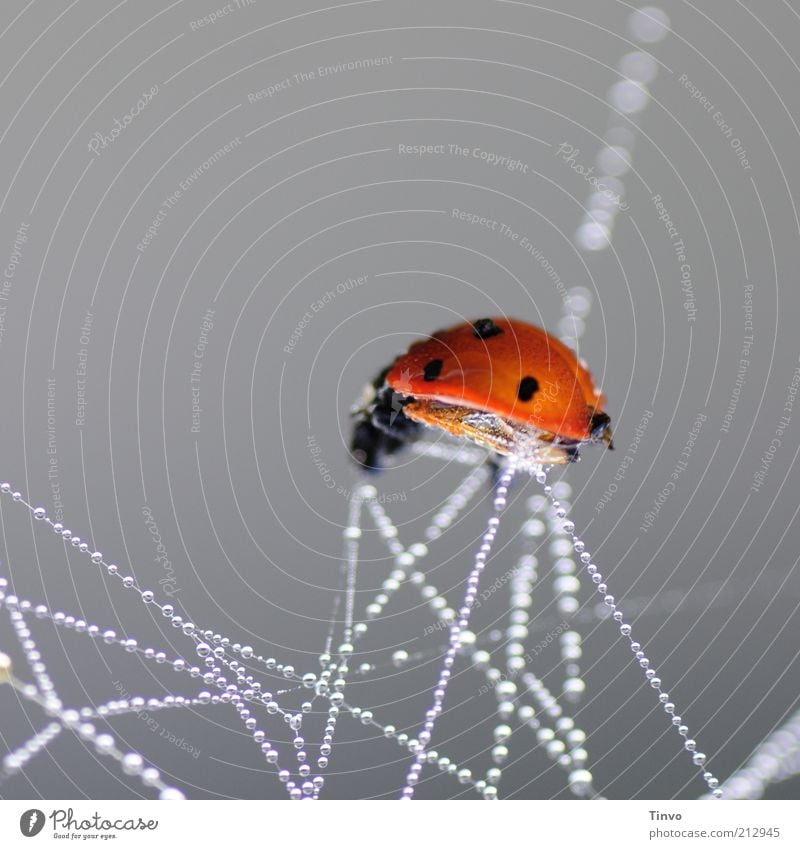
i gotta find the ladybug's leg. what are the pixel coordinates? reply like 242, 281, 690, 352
350, 419, 401, 472
350, 372, 421, 472
557, 443, 581, 462
486, 454, 505, 486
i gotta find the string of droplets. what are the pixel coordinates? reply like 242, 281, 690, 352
0, 588, 185, 799
471, 485, 598, 799
338, 463, 497, 796
335, 446, 723, 799
0, 434, 744, 800
350, 463, 602, 798
0, 448, 620, 800
0, 590, 300, 796
298, 462, 496, 797
268, 562, 744, 689
534, 467, 722, 798
572, 4, 670, 255
0, 482, 325, 798
399, 461, 518, 799
0, 476, 523, 799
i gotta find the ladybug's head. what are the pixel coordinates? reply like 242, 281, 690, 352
590, 411, 614, 449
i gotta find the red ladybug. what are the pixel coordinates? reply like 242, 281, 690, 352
351, 317, 613, 471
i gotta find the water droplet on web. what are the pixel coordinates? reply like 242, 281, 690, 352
628, 6, 670, 43
609, 80, 649, 114
618, 50, 659, 85
575, 222, 611, 251
596, 145, 632, 177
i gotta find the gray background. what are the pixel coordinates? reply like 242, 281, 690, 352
0, 0, 799, 800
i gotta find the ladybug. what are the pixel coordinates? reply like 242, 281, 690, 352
351, 317, 613, 471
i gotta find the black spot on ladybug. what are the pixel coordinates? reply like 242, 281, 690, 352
472, 318, 503, 340
423, 359, 444, 381
517, 376, 539, 402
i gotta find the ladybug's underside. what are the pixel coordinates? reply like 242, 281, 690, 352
402, 398, 587, 466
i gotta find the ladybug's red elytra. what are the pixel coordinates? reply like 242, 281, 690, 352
351, 317, 613, 471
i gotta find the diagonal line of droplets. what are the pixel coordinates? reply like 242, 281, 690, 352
0, 466, 507, 799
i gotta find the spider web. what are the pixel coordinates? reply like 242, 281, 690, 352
3, 5, 797, 800
0, 460, 798, 800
